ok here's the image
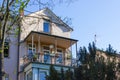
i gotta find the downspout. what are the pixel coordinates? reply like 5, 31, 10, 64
17, 20, 21, 80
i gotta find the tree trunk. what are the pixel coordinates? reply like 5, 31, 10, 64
0, 42, 5, 80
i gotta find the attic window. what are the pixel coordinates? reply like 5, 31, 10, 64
43, 21, 50, 33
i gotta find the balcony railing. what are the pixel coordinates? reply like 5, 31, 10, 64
23, 53, 71, 66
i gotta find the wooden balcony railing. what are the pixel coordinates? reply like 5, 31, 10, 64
23, 53, 71, 66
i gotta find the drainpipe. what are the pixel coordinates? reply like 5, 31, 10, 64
17, 8, 23, 80
17, 20, 21, 80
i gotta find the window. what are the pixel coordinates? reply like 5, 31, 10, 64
28, 44, 36, 59
4, 42, 9, 57
56, 49, 63, 64
5, 74, 9, 80
43, 21, 50, 33
43, 46, 51, 63
44, 54, 51, 63
28, 44, 36, 55
33, 68, 38, 80
39, 71, 46, 80
27, 71, 32, 80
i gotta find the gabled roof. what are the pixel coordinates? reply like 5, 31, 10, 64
25, 8, 73, 31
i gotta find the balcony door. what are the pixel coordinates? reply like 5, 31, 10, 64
28, 43, 36, 59
56, 49, 63, 64
42, 46, 51, 63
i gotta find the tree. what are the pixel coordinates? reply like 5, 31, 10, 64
46, 65, 60, 80
61, 68, 65, 80
64, 68, 74, 80
106, 44, 116, 55
0, 0, 30, 80
0, 0, 78, 80
75, 42, 118, 80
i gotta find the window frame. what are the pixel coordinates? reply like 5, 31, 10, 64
39, 71, 47, 80
4, 42, 9, 58
56, 48, 63, 64
4, 74, 9, 80
28, 43, 36, 55
42, 45, 51, 63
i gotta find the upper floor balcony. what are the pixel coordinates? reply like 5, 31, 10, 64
20, 31, 78, 71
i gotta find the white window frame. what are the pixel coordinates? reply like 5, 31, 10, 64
42, 45, 50, 54
42, 45, 51, 63
56, 48, 63, 64
28, 43, 36, 55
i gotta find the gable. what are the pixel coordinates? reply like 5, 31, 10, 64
28, 8, 73, 32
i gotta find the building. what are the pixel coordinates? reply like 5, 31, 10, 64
4, 8, 78, 80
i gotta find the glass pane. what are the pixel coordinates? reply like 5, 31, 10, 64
33, 68, 38, 80
39, 72, 46, 80
27, 72, 32, 80
44, 51, 49, 54
57, 49, 62, 53
43, 22, 50, 32
56, 54, 62, 64
5, 74, 9, 80
44, 54, 51, 63
28, 44, 36, 55
4, 42, 9, 57
43, 46, 50, 50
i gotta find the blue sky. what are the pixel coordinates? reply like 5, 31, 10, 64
24, 0, 120, 53
52, 0, 120, 52
1, 0, 120, 52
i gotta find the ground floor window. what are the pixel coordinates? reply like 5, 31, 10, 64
4, 74, 9, 80
4, 42, 9, 58
27, 71, 32, 80
39, 71, 46, 80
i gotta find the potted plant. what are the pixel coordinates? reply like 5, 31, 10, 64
33, 54, 38, 61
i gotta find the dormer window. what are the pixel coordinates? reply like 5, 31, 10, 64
43, 21, 50, 33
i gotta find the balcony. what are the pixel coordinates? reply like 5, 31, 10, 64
23, 52, 71, 66
20, 31, 78, 72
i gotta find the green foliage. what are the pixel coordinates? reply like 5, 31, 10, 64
106, 44, 116, 55
75, 42, 118, 80
47, 65, 74, 80
64, 68, 74, 80
47, 65, 60, 80
61, 68, 65, 80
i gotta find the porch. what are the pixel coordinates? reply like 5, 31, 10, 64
21, 31, 78, 67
